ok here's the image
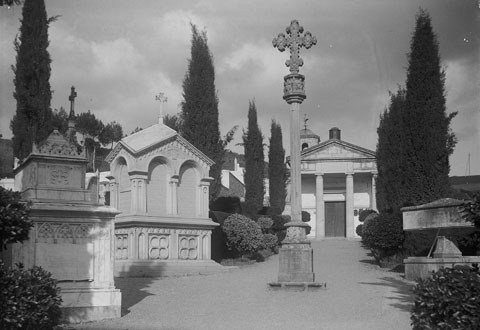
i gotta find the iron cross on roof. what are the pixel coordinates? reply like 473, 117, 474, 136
272, 20, 317, 74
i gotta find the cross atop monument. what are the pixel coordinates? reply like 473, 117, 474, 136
69, 86, 77, 115
272, 19, 317, 74
155, 92, 168, 124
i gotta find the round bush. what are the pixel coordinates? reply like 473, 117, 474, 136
359, 209, 378, 223
356, 224, 363, 237
257, 216, 273, 234
301, 211, 311, 222
0, 262, 62, 330
362, 212, 404, 251
262, 233, 278, 250
411, 265, 480, 330
223, 214, 264, 257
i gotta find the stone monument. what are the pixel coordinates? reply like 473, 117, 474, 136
269, 20, 325, 291
402, 198, 480, 280
1, 88, 121, 322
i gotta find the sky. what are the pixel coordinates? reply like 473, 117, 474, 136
1, 0, 479, 176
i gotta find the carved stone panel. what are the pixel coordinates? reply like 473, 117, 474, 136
115, 234, 128, 260
178, 235, 198, 260
149, 234, 169, 260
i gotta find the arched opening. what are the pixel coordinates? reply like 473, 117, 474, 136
177, 163, 199, 217
302, 142, 309, 150
118, 158, 131, 214
147, 158, 168, 214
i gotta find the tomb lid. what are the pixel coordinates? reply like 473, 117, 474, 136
400, 198, 464, 212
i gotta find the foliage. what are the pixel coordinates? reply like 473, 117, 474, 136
243, 100, 264, 216
180, 24, 226, 201
271, 214, 290, 232
460, 193, 480, 228
222, 214, 264, 257
257, 216, 273, 234
301, 210, 311, 222
411, 265, 480, 330
51, 107, 68, 134
262, 233, 278, 250
10, 0, 56, 161
100, 121, 123, 149
210, 196, 242, 214
209, 211, 234, 262
0, 187, 32, 251
0, 262, 62, 330
0, 0, 21, 6
268, 120, 287, 215
376, 9, 457, 213
362, 212, 404, 251
356, 224, 363, 237
359, 209, 378, 223
163, 113, 182, 132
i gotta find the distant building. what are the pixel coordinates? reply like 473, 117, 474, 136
298, 127, 377, 239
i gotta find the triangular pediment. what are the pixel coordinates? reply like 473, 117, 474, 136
301, 139, 375, 161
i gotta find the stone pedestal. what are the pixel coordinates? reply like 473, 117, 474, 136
2, 131, 121, 323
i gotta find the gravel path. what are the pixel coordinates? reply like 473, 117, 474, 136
71, 239, 415, 330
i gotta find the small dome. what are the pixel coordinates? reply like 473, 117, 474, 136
300, 128, 319, 139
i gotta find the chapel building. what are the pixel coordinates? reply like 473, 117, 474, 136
300, 127, 377, 239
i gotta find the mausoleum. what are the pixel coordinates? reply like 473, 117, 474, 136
300, 127, 377, 238
106, 120, 225, 276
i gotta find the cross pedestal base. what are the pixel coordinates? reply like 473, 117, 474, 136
269, 223, 325, 290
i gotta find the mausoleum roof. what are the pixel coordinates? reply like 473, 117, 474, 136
121, 123, 176, 153
300, 128, 319, 139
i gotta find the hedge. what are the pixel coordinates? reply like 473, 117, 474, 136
222, 214, 264, 258
411, 265, 480, 330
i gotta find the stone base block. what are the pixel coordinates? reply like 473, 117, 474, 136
60, 287, 121, 323
404, 256, 480, 281
115, 259, 235, 277
277, 244, 315, 282
269, 282, 326, 291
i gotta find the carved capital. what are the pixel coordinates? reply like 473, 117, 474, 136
283, 73, 306, 104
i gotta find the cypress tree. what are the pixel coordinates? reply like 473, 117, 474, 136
402, 8, 456, 205
376, 88, 406, 213
243, 100, 264, 215
268, 120, 286, 215
181, 24, 224, 200
10, 0, 55, 160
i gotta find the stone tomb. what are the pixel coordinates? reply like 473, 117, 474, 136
106, 122, 227, 277
401, 198, 480, 280
1, 130, 121, 323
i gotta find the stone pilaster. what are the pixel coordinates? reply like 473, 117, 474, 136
169, 177, 179, 215
315, 173, 324, 238
346, 172, 354, 238
109, 180, 118, 209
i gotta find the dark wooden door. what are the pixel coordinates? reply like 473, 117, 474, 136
325, 202, 346, 237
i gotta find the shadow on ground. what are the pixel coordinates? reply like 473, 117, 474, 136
114, 277, 154, 317
359, 276, 415, 312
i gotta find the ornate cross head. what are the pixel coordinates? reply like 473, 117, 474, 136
273, 20, 317, 74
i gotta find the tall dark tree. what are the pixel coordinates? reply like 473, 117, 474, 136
100, 121, 123, 149
180, 24, 225, 200
243, 100, 264, 215
401, 9, 456, 206
268, 120, 286, 215
163, 113, 182, 132
376, 88, 406, 213
10, 0, 56, 160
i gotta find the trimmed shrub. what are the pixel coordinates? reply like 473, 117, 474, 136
257, 216, 273, 234
461, 193, 480, 228
356, 224, 363, 237
411, 265, 480, 330
0, 262, 62, 330
271, 214, 290, 231
359, 208, 377, 223
362, 212, 404, 251
222, 214, 264, 258
210, 211, 235, 261
0, 187, 32, 251
262, 233, 278, 250
301, 211, 311, 222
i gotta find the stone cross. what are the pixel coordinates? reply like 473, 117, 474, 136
155, 92, 168, 124
273, 20, 317, 74
69, 86, 77, 114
